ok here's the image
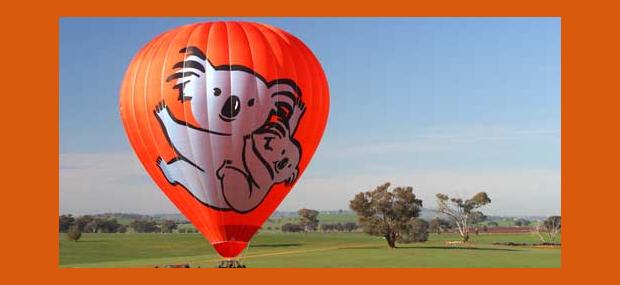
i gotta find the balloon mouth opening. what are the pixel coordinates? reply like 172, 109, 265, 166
212, 241, 248, 258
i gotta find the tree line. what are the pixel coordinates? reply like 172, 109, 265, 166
59, 214, 185, 241
279, 209, 359, 233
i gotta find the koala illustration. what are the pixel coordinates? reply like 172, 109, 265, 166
155, 46, 306, 213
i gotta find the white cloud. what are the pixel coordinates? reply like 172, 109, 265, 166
321, 125, 560, 158
288, 168, 560, 216
60, 153, 177, 214
59, 151, 560, 216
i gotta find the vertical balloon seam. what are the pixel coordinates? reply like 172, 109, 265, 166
240, 22, 270, 217
157, 25, 209, 242
123, 40, 157, 209
231, 21, 246, 247
247, 22, 284, 233
249, 23, 286, 222
119, 47, 145, 177
126, 36, 163, 223
159, 27, 200, 240
297, 36, 328, 166
258, 24, 302, 209
204, 22, 226, 243
180, 23, 216, 241
223, 21, 236, 246
264, 23, 299, 213
138, 30, 180, 242
290, 33, 316, 194
235, 21, 261, 248
289, 31, 329, 194
222, 21, 245, 246
302, 35, 329, 165
148, 30, 179, 253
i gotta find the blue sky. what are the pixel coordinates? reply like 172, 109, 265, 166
60, 18, 560, 216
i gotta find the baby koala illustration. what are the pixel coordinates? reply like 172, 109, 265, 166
155, 46, 306, 213
218, 111, 304, 212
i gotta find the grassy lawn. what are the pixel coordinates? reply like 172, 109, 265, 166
59, 231, 560, 268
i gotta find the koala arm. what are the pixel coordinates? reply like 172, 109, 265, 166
155, 101, 211, 167
243, 135, 274, 190
219, 156, 269, 213
287, 100, 306, 134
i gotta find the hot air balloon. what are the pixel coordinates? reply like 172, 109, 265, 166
119, 21, 329, 263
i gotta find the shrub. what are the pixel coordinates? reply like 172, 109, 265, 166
281, 223, 304, 232
399, 218, 429, 243
66, 225, 82, 242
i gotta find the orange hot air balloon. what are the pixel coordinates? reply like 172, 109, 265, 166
119, 22, 329, 258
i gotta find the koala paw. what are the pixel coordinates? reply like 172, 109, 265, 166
216, 160, 233, 179
155, 101, 166, 112
156, 157, 175, 184
286, 168, 299, 185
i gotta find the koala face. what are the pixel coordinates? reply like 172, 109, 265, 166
253, 122, 301, 184
167, 47, 299, 136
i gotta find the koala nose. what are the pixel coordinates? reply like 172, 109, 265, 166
277, 158, 289, 170
221, 95, 241, 119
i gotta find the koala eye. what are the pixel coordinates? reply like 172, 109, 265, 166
248, 98, 255, 107
264, 137, 275, 151
213, 88, 221, 96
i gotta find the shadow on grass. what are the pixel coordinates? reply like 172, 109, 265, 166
341, 246, 520, 252
250, 243, 302, 248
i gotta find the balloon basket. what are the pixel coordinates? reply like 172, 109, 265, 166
217, 259, 246, 268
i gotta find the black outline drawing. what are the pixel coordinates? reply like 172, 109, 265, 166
155, 46, 306, 213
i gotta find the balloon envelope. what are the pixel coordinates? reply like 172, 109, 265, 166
119, 22, 329, 258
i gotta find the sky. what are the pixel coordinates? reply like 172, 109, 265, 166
59, 17, 560, 216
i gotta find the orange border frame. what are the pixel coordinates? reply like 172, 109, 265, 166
3, 0, 618, 283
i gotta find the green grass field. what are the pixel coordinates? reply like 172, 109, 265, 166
59, 231, 560, 268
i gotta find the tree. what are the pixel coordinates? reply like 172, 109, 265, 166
343, 222, 358, 232
281, 223, 304, 233
429, 217, 451, 234
320, 223, 331, 232
98, 219, 122, 233
84, 220, 99, 233
117, 225, 128, 233
514, 218, 531, 227
66, 224, 82, 242
350, 182, 423, 248
297, 209, 319, 232
534, 216, 561, 243
74, 215, 95, 232
435, 192, 491, 242
160, 220, 178, 233
469, 211, 487, 225
130, 220, 159, 233
59, 214, 75, 233
399, 218, 429, 243
487, 221, 499, 227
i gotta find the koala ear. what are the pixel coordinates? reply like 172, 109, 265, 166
177, 46, 213, 74
203, 58, 215, 74
269, 80, 304, 132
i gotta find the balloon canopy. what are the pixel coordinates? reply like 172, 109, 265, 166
119, 21, 329, 258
